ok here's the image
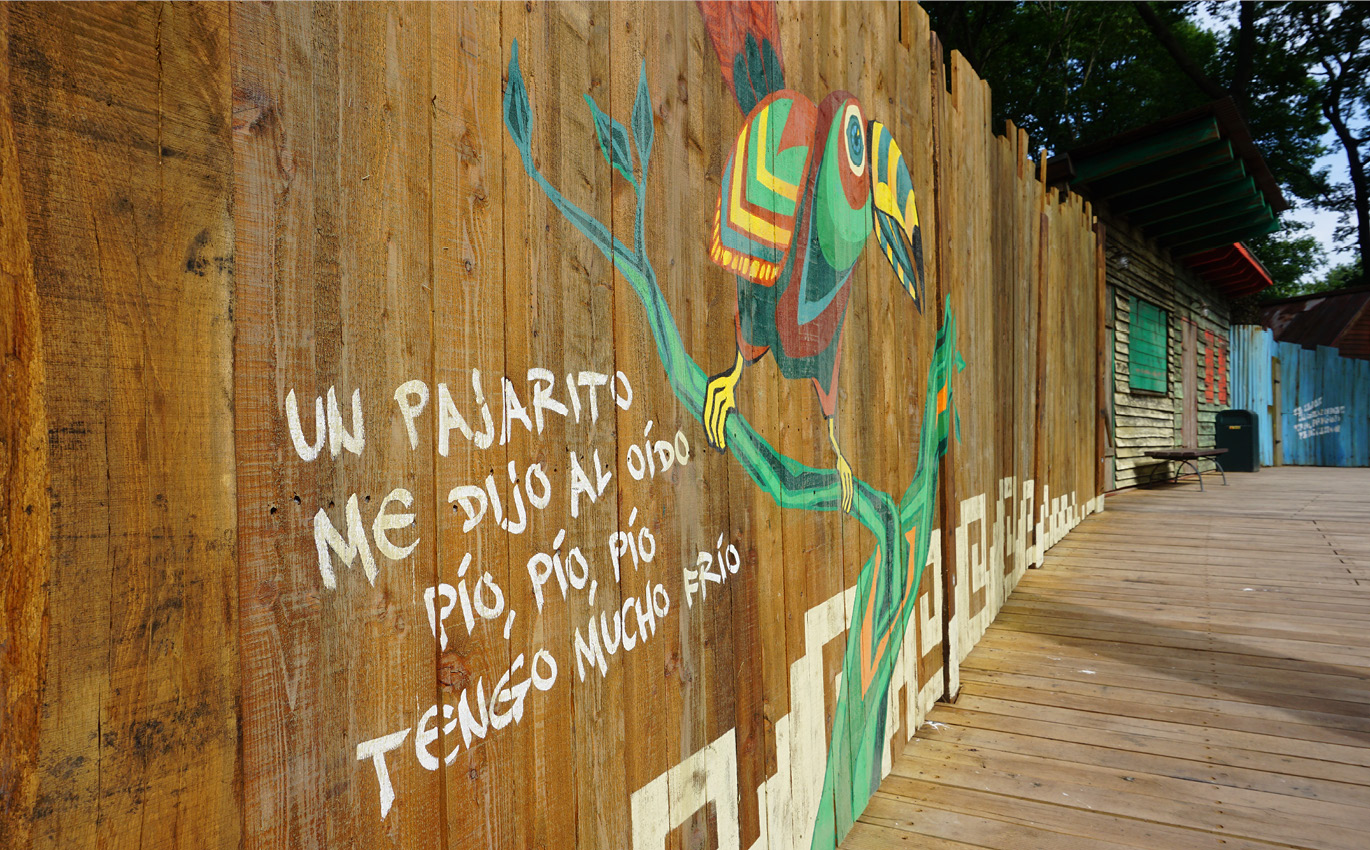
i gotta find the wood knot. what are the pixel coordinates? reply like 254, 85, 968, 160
439, 651, 470, 692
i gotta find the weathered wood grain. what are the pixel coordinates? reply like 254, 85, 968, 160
853, 467, 1370, 850
4, 3, 1110, 847
0, 8, 51, 845
10, 3, 240, 846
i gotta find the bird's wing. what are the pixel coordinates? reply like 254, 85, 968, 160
697, 0, 785, 114
709, 93, 817, 287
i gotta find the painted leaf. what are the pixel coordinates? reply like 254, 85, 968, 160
503, 41, 532, 151
584, 94, 636, 185
631, 62, 654, 168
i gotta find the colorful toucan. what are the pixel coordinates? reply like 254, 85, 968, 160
698, 1, 926, 514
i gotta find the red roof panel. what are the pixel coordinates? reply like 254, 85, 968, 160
1184, 242, 1273, 298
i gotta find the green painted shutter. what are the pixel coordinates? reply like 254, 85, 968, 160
1129, 297, 1168, 393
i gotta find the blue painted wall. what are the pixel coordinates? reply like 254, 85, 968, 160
1231, 325, 1370, 467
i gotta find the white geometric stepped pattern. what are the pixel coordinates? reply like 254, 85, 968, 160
629, 479, 1102, 849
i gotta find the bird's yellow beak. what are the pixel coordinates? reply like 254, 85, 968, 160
868, 121, 926, 312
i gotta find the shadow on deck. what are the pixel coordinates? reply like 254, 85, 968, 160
845, 467, 1370, 850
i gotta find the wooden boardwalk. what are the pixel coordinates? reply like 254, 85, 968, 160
846, 467, 1370, 849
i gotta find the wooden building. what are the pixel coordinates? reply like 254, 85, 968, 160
1048, 100, 1286, 489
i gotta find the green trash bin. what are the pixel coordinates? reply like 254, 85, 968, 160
1216, 409, 1260, 472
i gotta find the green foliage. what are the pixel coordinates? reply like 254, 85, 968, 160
1285, 3, 1369, 272
1324, 258, 1365, 291
1218, 7, 1328, 203
1247, 221, 1326, 299
923, 2, 1369, 278
923, 3, 1208, 150
1251, 227, 1364, 301
922, 2, 1324, 201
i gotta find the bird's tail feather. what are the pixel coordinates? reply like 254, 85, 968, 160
697, 0, 786, 114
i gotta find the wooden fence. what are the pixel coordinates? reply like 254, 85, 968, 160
0, 3, 1102, 848
1231, 325, 1370, 467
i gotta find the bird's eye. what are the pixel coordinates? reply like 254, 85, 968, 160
840, 103, 866, 178
846, 114, 863, 168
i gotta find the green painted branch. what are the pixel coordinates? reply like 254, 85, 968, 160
502, 39, 962, 850
503, 41, 904, 582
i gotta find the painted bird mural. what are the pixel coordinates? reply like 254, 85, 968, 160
698, 1, 926, 514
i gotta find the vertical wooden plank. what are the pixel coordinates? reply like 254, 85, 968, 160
335, 3, 440, 843
0, 8, 52, 844
1030, 146, 1050, 567
832, 1, 874, 838
1014, 127, 1042, 574
545, 3, 629, 847
608, 5, 695, 850
232, 6, 336, 845
903, 0, 948, 744
945, 48, 995, 675
237, 2, 441, 844
680, 5, 723, 848
500, 3, 587, 846
930, 30, 960, 702
10, 4, 240, 846
876, 0, 926, 771
232, 5, 337, 845
1095, 223, 1108, 497
1182, 320, 1198, 446
686, 1, 765, 840
766, 4, 836, 848
430, 4, 522, 848
687, 6, 782, 848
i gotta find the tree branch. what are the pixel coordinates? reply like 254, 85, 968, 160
1133, 1, 1230, 103
1229, 1, 1257, 109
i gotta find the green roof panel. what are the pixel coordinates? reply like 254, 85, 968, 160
1085, 139, 1234, 198
1168, 216, 1281, 258
1147, 195, 1268, 240
1107, 159, 1248, 214
1070, 118, 1223, 184
1055, 101, 1287, 252
1126, 177, 1259, 227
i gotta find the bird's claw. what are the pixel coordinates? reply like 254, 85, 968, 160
704, 352, 745, 451
836, 452, 854, 514
826, 416, 854, 514
703, 363, 741, 451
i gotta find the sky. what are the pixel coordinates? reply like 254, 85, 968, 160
1284, 135, 1355, 281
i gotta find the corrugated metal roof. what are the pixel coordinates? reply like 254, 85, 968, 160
1258, 287, 1370, 360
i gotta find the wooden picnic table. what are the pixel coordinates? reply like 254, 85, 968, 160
1144, 447, 1228, 491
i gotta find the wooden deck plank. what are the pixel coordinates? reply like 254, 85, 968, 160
847, 467, 1370, 849
908, 720, 1370, 809
892, 741, 1370, 848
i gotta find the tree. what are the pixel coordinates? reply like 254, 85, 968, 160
1290, 3, 1369, 284
921, 1, 1329, 284
1324, 258, 1364, 292
1140, 2, 1367, 285
922, 3, 1218, 152
1247, 222, 1325, 299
